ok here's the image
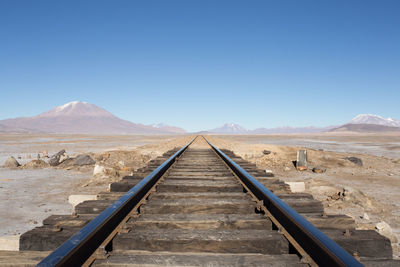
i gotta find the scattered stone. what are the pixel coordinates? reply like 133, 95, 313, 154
73, 154, 95, 166
345, 156, 363, 166
284, 166, 291, 171
122, 166, 133, 172
42, 150, 48, 158
341, 186, 373, 208
285, 182, 305, 193
375, 221, 398, 243
93, 164, 106, 177
49, 150, 68, 166
296, 150, 307, 171
23, 159, 50, 169
312, 166, 326, 173
0, 235, 20, 251
3, 157, 20, 168
68, 195, 97, 209
57, 158, 75, 168
265, 169, 273, 174
262, 150, 271, 155
59, 153, 69, 163
361, 213, 370, 220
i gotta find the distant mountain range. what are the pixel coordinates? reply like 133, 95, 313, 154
348, 114, 400, 127
329, 114, 400, 132
0, 101, 186, 134
206, 123, 336, 134
0, 102, 398, 134
209, 123, 250, 134
206, 114, 400, 134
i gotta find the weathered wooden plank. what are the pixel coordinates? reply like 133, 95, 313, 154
149, 192, 251, 200
74, 200, 114, 214
129, 214, 272, 230
156, 183, 243, 193
141, 199, 256, 214
113, 229, 289, 254
323, 229, 393, 258
0, 251, 50, 267
20, 227, 77, 251
93, 252, 304, 266
303, 214, 356, 230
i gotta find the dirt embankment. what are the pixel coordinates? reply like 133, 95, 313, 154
77, 135, 195, 188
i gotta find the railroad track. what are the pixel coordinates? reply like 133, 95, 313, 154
0, 136, 397, 266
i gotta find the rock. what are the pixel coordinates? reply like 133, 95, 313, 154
296, 150, 307, 171
93, 164, 106, 176
73, 154, 95, 166
122, 166, 133, 172
93, 165, 119, 178
49, 150, 68, 166
3, 157, 20, 168
284, 166, 291, 171
57, 158, 75, 168
312, 167, 326, 173
265, 169, 273, 174
262, 150, 271, 155
361, 213, 370, 220
345, 156, 363, 166
25, 154, 31, 159
59, 154, 69, 163
0, 235, 20, 251
342, 186, 373, 208
285, 182, 305, 193
308, 185, 340, 198
23, 160, 50, 169
375, 221, 398, 243
68, 195, 97, 209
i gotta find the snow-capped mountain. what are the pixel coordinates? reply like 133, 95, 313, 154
349, 114, 400, 127
209, 123, 249, 134
38, 101, 116, 118
0, 101, 186, 134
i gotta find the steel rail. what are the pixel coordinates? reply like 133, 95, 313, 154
38, 137, 196, 267
204, 136, 363, 267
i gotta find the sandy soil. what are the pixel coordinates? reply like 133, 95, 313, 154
1, 133, 399, 258
207, 134, 400, 258
0, 134, 191, 236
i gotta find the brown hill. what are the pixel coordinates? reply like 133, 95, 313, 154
330, 123, 400, 133
0, 101, 186, 135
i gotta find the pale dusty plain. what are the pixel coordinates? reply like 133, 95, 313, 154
0, 133, 399, 256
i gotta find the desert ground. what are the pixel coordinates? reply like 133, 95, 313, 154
208, 133, 400, 258
0, 133, 399, 257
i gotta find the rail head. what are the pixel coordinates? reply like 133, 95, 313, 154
38, 137, 196, 267
204, 136, 364, 267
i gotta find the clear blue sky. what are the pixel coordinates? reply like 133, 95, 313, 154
1, 0, 399, 132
